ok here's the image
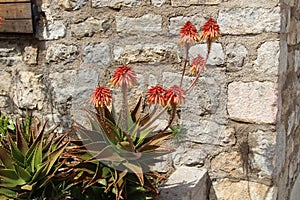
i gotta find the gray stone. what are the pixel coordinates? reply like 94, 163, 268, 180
83, 43, 111, 66
227, 81, 277, 124
151, 0, 166, 7
189, 43, 225, 66
225, 43, 248, 71
249, 130, 276, 176
0, 72, 12, 95
0, 46, 22, 66
23, 46, 38, 65
253, 41, 279, 76
92, 0, 142, 8
169, 15, 206, 35
172, 146, 207, 167
290, 173, 300, 200
0, 95, 10, 108
46, 44, 78, 64
116, 14, 162, 33
159, 167, 208, 200
218, 7, 280, 34
114, 43, 180, 64
71, 17, 107, 38
14, 72, 45, 110
36, 21, 66, 40
171, 0, 221, 6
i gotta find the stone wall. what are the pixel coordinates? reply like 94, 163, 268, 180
0, 0, 299, 199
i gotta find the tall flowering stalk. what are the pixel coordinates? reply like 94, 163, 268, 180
69, 18, 221, 200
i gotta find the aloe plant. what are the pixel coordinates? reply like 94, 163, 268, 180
0, 114, 70, 199
0, 112, 15, 142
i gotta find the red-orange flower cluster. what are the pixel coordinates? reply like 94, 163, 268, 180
90, 86, 112, 107
0, 17, 4, 25
147, 85, 166, 106
111, 65, 137, 88
199, 18, 221, 43
165, 85, 186, 106
180, 21, 200, 45
190, 54, 207, 75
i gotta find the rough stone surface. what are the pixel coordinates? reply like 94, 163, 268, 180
159, 167, 208, 200
171, 0, 221, 6
0, 72, 12, 95
225, 43, 248, 71
189, 43, 225, 66
218, 7, 280, 34
36, 21, 66, 40
23, 46, 38, 65
59, 0, 87, 10
83, 43, 110, 65
0, 46, 22, 66
13, 72, 45, 110
290, 172, 300, 200
254, 41, 279, 76
71, 17, 107, 38
92, 0, 142, 8
249, 130, 276, 176
151, 0, 166, 7
211, 152, 243, 177
116, 14, 162, 33
0, 96, 10, 108
213, 179, 274, 200
227, 81, 277, 124
114, 43, 180, 64
46, 44, 78, 64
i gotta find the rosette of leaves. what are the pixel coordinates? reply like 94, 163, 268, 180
0, 114, 70, 199
67, 98, 174, 200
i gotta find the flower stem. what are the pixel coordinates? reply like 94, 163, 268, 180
180, 44, 190, 87
121, 83, 128, 132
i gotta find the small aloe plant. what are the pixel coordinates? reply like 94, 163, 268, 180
0, 113, 70, 199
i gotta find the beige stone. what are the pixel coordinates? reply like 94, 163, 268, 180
211, 152, 243, 177
213, 179, 273, 200
227, 81, 278, 124
23, 46, 38, 65
171, 0, 221, 6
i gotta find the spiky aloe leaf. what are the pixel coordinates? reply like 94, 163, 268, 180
0, 169, 26, 186
32, 142, 43, 171
15, 120, 29, 154
0, 147, 13, 168
0, 188, 17, 198
13, 164, 31, 182
123, 161, 144, 186
7, 134, 25, 167
45, 141, 69, 175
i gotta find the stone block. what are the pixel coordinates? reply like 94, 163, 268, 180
59, 0, 87, 10
290, 168, 300, 200
225, 43, 248, 71
0, 72, 12, 94
114, 43, 180, 64
254, 41, 279, 76
71, 17, 107, 38
23, 46, 38, 65
213, 179, 274, 200
189, 43, 225, 66
218, 7, 280, 34
116, 14, 162, 33
211, 152, 243, 177
159, 167, 209, 200
227, 81, 277, 124
0, 95, 10, 108
151, 0, 166, 7
171, 0, 221, 6
0, 46, 22, 66
46, 44, 78, 64
36, 21, 66, 40
249, 130, 276, 176
13, 72, 45, 110
92, 0, 142, 8
83, 43, 110, 66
